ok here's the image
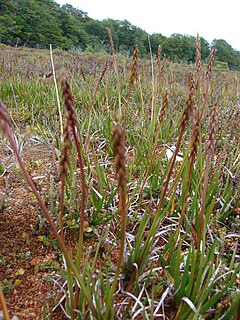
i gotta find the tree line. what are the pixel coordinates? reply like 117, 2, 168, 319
1, 0, 240, 70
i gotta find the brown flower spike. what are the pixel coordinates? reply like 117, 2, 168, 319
59, 119, 72, 180
61, 78, 79, 129
130, 46, 139, 86
159, 89, 168, 124
196, 33, 202, 72
206, 47, 216, 80
112, 121, 126, 190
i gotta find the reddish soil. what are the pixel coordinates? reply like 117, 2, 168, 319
0, 139, 65, 319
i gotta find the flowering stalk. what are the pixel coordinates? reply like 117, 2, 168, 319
0, 100, 98, 317
105, 117, 127, 319
60, 78, 87, 312
127, 88, 194, 290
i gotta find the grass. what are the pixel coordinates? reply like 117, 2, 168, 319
0, 42, 239, 319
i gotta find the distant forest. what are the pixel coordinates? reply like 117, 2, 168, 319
1, 0, 240, 70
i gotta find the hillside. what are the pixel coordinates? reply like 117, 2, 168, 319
1, 0, 240, 69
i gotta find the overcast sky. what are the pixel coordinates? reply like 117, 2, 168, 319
56, 0, 240, 51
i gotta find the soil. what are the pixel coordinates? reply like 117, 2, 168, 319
0, 133, 239, 319
0, 137, 68, 319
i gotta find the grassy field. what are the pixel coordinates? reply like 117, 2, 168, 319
0, 42, 239, 319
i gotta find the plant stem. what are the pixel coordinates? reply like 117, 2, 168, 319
0, 284, 10, 320
1, 121, 98, 318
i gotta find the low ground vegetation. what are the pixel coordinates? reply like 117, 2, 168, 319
0, 41, 239, 319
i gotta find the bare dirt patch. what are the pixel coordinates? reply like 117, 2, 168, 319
0, 139, 64, 319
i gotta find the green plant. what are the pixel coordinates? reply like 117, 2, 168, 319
0, 39, 239, 319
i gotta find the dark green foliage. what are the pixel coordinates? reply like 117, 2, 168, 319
146, 32, 166, 54
213, 39, 240, 70
0, 0, 240, 69
59, 8, 89, 50
161, 34, 210, 63
0, 0, 20, 44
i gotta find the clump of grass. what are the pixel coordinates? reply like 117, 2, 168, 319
85, 60, 109, 149
139, 88, 168, 197
60, 77, 87, 314
178, 118, 200, 234
1, 38, 239, 319
0, 99, 98, 318
199, 105, 217, 240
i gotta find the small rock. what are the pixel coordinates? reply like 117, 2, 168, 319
0, 161, 4, 174
0, 311, 19, 320
0, 193, 6, 212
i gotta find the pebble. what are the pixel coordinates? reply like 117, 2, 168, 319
0, 192, 6, 212
0, 311, 19, 320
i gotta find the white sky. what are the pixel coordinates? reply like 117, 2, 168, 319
56, 0, 240, 51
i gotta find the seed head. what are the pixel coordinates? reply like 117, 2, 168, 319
60, 120, 71, 180
107, 28, 115, 55
196, 33, 202, 72
112, 124, 126, 190
206, 47, 216, 80
188, 72, 195, 95
130, 46, 139, 85
61, 77, 79, 129
189, 120, 200, 161
80, 66, 86, 82
159, 89, 168, 124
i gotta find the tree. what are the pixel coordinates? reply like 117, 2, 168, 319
200, 37, 210, 61
59, 9, 89, 49
102, 19, 120, 50
162, 34, 184, 62
62, 3, 89, 21
0, 0, 240, 70
82, 19, 109, 52
12, 0, 66, 48
213, 39, 240, 70
0, 0, 20, 44
147, 33, 166, 56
